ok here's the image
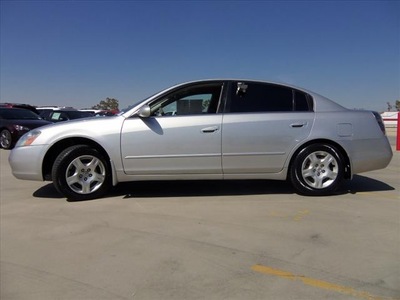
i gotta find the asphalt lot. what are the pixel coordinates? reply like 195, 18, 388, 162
1, 131, 399, 300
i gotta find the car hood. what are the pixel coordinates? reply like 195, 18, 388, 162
44, 115, 120, 128
28, 115, 126, 146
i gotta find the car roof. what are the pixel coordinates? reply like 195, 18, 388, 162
0, 107, 33, 112
0, 103, 39, 114
152, 79, 348, 112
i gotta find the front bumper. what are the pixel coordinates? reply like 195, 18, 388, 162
8, 145, 48, 181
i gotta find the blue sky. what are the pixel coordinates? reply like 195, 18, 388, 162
1, 0, 399, 111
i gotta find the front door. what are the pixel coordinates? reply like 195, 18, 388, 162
121, 82, 224, 178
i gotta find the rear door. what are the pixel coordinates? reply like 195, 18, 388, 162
222, 81, 315, 175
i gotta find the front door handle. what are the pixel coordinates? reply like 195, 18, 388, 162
201, 126, 219, 133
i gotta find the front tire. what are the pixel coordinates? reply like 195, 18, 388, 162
52, 145, 112, 200
0, 129, 13, 149
290, 144, 344, 196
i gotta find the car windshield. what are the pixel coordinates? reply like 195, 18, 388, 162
0, 109, 41, 120
118, 90, 165, 114
118, 100, 146, 115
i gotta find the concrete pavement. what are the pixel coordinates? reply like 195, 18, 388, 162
1, 133, 399, 299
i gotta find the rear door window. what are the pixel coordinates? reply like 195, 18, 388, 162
228, 82, 313, 113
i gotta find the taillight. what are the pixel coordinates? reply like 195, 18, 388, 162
372, 111, 386, 135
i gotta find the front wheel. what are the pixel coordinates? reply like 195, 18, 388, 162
52, 145, 112, 200
290, 144, 344, 196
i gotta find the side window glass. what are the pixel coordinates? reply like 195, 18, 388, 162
151, 83, 222, 116
60, 113, 69, 121
230, 82, 293, 113
295, 91, 311, 111
50, 112, 61, 121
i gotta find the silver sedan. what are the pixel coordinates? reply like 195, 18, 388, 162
9, 80, 393, 200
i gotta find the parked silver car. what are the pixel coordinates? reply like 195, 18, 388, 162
9, 80, 393, 200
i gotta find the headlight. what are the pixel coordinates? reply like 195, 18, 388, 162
13, 125, 30, 131
16, 130, 42, 147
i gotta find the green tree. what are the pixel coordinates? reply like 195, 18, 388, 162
92, 98, 119, 110
396, 100, 400, 111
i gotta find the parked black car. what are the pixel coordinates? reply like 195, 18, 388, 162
0, 108, 51, 149
0, 103, 39, 114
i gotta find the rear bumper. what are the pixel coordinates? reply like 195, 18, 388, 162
347, 137, 393, 174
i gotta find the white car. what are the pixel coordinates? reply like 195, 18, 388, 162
9, 80, 393, 200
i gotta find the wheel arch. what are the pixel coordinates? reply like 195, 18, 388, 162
42, 137, 111, 181
288, 139, 352, 180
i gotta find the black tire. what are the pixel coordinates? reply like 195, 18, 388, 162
52, 145, 112, 201
0, 129, 13, 149
289, 143, 344, 196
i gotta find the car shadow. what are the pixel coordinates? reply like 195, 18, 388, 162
118, 175, 395, 198
33, 183, 64, 199
32, 180, 294, 200
117, 180, 294, 198
339, 174, 395, 194
32, 175, 395, 201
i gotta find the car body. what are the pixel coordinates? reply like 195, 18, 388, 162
36, 106, 63, 120
44, 109, 94, 122
0, 108, 51, 149
80, 109, 119, 117
9, 79, 393, 200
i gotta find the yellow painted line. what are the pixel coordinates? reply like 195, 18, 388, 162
252, 265, 397, 300
293, 209, 310, 221
268, 210, 310, 221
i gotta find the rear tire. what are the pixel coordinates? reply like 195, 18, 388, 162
52, 145, 111, 200
290, 144, 344, 196
0, 129, 13, 149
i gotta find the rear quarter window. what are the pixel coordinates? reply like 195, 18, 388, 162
295, 91, 313, 111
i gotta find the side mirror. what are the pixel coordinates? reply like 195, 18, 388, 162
137, 105, 151, 118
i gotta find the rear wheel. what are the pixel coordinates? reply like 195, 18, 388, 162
0, 129, 12, 149
52, 145, 112, 200
290, 144, 344, 196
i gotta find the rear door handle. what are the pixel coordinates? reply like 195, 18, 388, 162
201, 126, 219, 133
290, 123, 307, 128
